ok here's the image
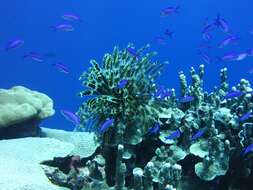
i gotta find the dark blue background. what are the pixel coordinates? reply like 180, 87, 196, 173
0, 0, 252, 130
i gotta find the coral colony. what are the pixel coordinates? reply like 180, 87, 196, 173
47, 44, 253, 190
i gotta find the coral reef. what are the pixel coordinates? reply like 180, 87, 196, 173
44, 44, 253, 190
0, 86, 55, 139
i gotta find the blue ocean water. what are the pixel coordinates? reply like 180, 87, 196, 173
0, 0, 252, 131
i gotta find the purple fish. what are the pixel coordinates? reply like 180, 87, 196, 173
5, 39, 24, 51
100, 118, 114, 134
117, 79, 128, 89
236, 53, 248, 61
218, 52, 237, 62
62, 13, 82, 22
239, 111, 252, 122
242, 143, 253, 156
165, 129, 181, 140
148, 123, 160, 135
214, 14, 230, 33
161, 6, 180, 16
191, 128, 207, 141
180, 96, 195, 103
51, 24, 75, 32
52, 62, 70, 74
60, 109, 81, 126
224, 90, 244, 99
202, 33, 212, 41
127, 47, 138, 57
218, 35, 239, 48
202, 22, 214, 34
164, 29, 174, 38
23, 52, 44, 62
198, 51, 212, 64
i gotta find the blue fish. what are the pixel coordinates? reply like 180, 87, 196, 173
100, 118, 114, 134
127, 47, 138, 58
239, 111, 252, 122
60, 110, 81, 126
198, 51, 212, 64
160, 6, 180, 17
191, 128, 207, 141
242, 143, 253, 156
148, 123, 160, 135
51, 24, 75, 32
164, 29, 174, 38
23, 52, 44, 62
62, 13, 82, 22
52, 62, 70, 74
180, 96, 195, 103
117, 79, 128, 89
5, 39, 24, 51
165, 129, 181, 140
224, 90, 244, 99
214, 14, 230, 33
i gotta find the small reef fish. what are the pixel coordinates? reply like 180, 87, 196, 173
191, 128, 207, 141
218, 35, 239, 48
202, 33, 212, 41
51, 24, 75, 32
202, 22, 214, 34
23, 52, 44, 62
239, 111, 252, 122
127, 47, 138, 58
5, 39, 24, 51
52, 62, 70, 74
198, 51, 212, 64
236, 53, 248, 61
165, 129, 181, 140
217, 52, 237, 62
242, 143, 253, 156
60, 110, 81, 126
164, 29, 174, 38
160, 6, 180, 16
180, 96, 195, 103
148, 123, 160, 135
62, 13, 82, 22
117, 79, 128, 89
214, 14, 230, 33
100, 118, 114, 134
224, 90, 244, 99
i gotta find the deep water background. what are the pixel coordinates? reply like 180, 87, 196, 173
0, 0, 252, 131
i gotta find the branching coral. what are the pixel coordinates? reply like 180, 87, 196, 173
77, 44, 166, 145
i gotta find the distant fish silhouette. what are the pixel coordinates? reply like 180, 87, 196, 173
62, 13, 83, 22
5, 39, 24, 51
